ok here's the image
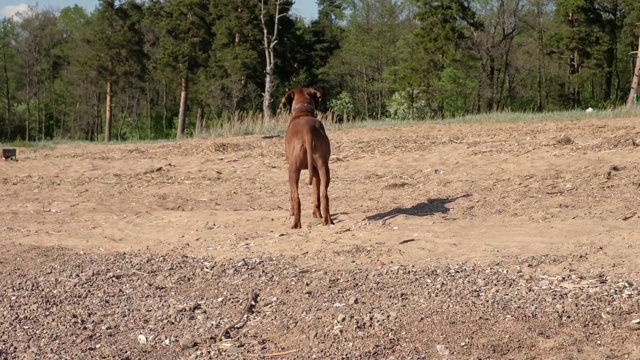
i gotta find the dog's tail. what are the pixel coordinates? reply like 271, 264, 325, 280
306, 131, 314, 186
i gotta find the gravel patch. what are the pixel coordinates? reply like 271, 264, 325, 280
1, 247, 639, 359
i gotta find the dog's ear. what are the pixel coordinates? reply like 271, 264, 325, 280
280, 89, 294, 111
306, 88, 322, 109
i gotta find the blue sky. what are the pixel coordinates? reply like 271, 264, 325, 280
0, 0, 318, 20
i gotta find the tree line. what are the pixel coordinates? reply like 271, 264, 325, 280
1, 0, 639, 142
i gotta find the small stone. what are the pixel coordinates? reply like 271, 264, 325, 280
628, 318, 640, 331
137, 335, 147, 345
235, 259, 247, 267
337, 314, 346, 323
227, 346, 244, 354
180, 336, 196, 350
373, 312, 387, 322
349, 296, 358, 305
436, 344, 450, 355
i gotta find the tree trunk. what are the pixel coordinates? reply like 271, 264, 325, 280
497, 39, 514, 111
162, 77, 167, 136
146, 80, 152, 139
35, 68, 39, 141
60, 104, 64, 140
626, 35, 640, 108
177, 74, 188, 139
26, 61, 30, 141
195, 105, 204, 135
261, 0, 283, 122
94, 92, 100, 141
105, 80, 113, 142
536, 6, 544, 112
37, 85, 42, 141
362, 65, 369, 119
2, 51, 10, 139
377, 89, 382, 121
263, 71, 274, 121
51, 73, 56, 139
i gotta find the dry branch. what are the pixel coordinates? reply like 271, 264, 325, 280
217, 290, 257, 342
247, 348, 301, 358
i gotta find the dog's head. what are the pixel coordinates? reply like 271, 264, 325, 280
280, 87, 322, 113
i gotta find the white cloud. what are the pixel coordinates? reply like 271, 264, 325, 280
1, 4, 30, 18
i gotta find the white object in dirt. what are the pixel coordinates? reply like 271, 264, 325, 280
586, 107, 594, 113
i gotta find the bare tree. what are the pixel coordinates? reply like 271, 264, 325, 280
626, 31, 640, 108
260, 0, 285, 121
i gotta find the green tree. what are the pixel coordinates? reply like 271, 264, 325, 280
399, 0, 481, 117
208, 0, 263, 118
295, 0, 345, 106
551, 0, 626, 107
84, 0, 147, 141
327, 0, 416, 119
156, 0, 212, 139
0, 19, 17, 140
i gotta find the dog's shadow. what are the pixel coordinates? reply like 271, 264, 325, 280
365, 194, 472, 222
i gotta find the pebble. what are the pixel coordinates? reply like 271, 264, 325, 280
436, 344, 450, 355
180, 336, 196, 350
373, 312, 387, 322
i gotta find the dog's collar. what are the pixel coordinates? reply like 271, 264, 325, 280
292, 103, 315, 112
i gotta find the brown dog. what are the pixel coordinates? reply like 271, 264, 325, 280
281, 87, 334, 229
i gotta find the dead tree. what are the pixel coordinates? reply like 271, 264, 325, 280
626, 30, 640, 108
260, 0, 285, 121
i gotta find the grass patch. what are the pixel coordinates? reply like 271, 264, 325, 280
448, 107, 640, 124
4, 107, 640, 146
0, 140, 53, 148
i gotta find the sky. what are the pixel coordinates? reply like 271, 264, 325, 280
0, 0, 318, 20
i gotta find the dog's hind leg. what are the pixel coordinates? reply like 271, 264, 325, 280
317, 163, 334, 226
289, 166, 303, 229
290, 186, 295, 216
311, 166, 322, 218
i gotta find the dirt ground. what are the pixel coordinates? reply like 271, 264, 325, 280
1, 117, 640, 359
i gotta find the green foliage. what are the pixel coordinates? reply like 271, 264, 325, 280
1, 0, 640, 142
433, 66, 479, 118
329, 91, 355, 118
413, 0, 482, 71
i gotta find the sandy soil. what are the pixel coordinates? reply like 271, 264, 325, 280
1, 117, 639, 359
